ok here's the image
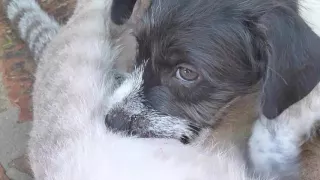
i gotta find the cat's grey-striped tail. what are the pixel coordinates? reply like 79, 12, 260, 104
4, 0, 60, 62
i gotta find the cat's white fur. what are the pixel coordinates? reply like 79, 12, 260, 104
4, 0, 320, 179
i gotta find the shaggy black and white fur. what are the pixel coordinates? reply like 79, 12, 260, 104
107, 0, 320, 140
107, 0, 320, 179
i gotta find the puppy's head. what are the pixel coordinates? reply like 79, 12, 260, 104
108, 0, 320, 142
133, 0, 265, 127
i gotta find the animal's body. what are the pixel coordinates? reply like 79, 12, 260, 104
3, 0, 254, 179
108, 0, 320, 179
3, 0, 320, 180
107, 0, 320, 140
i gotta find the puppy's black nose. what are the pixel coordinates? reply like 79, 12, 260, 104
105, 110, 132, 132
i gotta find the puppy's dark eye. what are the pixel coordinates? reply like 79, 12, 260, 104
175, 64, 199, 82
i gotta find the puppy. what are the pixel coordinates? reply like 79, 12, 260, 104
107, 0, 320, 141
107, 0, 320, 178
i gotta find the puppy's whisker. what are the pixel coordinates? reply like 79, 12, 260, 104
265, 66, 288, 85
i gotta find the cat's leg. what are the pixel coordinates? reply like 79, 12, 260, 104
4, 0, 60, 61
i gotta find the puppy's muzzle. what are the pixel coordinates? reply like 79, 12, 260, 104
105, 110, 135, 134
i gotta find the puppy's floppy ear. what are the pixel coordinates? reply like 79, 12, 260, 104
111, 0, 138, 25
260, 6, 320, 119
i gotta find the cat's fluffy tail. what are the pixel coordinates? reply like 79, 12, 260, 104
4, 0, 59, 61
